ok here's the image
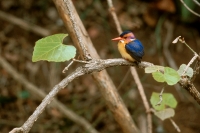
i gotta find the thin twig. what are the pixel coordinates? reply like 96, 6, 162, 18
155, 87, 165, 106
62, 60, 74, 73
170, 118, 181, 132
163, 21, 184, 101
130, 68, 152, 133
7, 57, 200, 132
0, 10, 50, 36
180, 38, 197, 54
8, 58, 148, 133
182, 54, 199, 76
107, 0, 122, 34
180, 0, 200, 17
163, 21, 177, 70
0, 56, 99, 133
72, 58, 90, 63
54, 0, 140, 133
62, 58, 89, 73
193, 0, 200, 7
117, 69, 130, 90
107, 0, 152, 132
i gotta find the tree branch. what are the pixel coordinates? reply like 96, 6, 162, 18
7, 0, 200, 132
8, 58, 150, 133
8, 56, 200, 132
0, 56, 99, 133
180, 0, 200, 17
53, 0, 140, 132
0, 10, 50, 36
107, 0, 152, 132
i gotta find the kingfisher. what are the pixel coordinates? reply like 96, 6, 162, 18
112, 31, 144, 62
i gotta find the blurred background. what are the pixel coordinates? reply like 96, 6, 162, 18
0, 0, 200, 132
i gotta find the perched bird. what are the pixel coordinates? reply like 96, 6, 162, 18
112, 31, 144, 62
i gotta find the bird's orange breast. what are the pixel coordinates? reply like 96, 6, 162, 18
117, 41, 135, 62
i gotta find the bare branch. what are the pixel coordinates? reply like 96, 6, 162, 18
193, 0, 200, 7
0, 10, 50, 36
107, 0, 152, 132
107, 0, 122, 34
130, 68, 152, 133
182, 54, 199, 76
62, 0, 92, 61
0, 56, 99, 133
180, 0, 200, 17
163, 21, 184, 100
155, 87, 165, 106
53, 0, 140, 132
8, 57, 149, 133
179, 77, 200, 104
170, 118, 181, 132
6, 55, 200, 132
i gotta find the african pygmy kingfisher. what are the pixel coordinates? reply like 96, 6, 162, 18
112, 31, 144, 62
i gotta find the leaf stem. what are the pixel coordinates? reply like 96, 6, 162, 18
156, 87, 165, 106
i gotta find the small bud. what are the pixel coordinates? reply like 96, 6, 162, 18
179, 37, 185, 43
172, 36, 181, 44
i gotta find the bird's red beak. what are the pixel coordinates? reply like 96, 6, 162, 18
112, 37, 123, 41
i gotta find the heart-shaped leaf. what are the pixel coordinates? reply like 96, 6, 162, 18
152, 71, 165, 83
150, 92, 177, 111
164, 67, 180, 85
32, 34, 76, 62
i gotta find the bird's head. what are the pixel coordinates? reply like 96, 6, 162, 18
112, 31, 135, 44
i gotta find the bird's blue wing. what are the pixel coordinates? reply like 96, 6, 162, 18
125, 39, 144, 62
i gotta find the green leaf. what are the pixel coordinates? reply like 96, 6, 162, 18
150, 92, 177, 111
154, 108, 175, 121
177, 64, 193, 78
164, 67, 180, 85
163, 93, 177, 108
145, 65, 164, 73
150, 92, 165, 110
152, 71, 165, 83
32, 34, 76, 62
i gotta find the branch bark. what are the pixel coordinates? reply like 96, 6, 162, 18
107, 0, 152, 132
8, 57, 151, 133
0, 56, 99, 133
53, 0, 140, 133
7, 0, 200, 133
8, 57, 200, 133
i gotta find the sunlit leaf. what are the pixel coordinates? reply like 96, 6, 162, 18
152, 71, 165, 83
150, 93, 177, 111
32, 34, 76, 62
164, 67, 180, 85
163, 93, 177, 108
150, 92, 165, 110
